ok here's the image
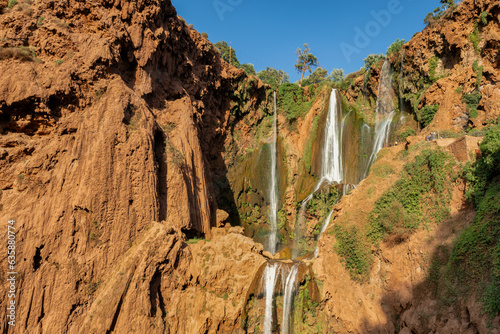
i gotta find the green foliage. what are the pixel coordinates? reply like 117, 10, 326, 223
469, 22, 482, 54
295, 43, 319, 86
371, 163, 395, 178
386, 39, 405, 57
36, 17, 44, 27
480, 11, 488, 26
186, 236, 205, 244
326, 68, 344, 84
303, 67, 328, 85
462, 91, 482, 118
428, 56, 439, 82
396, 128, 417, 142
240, 63, 256, 76
277, 83, 315, 120
257, 67, 289, 88
363, 53, 385, 70
201, 32, 208, 39
446, 125, 500, 317
54, 59, 64, 65
367, 149, 456, 242
214, 41, 240, 67
334, 225, 371, 282
419, 104, 439, 128
468, 125, 500, 204
8, 0, 17, 8
472, 60, 483, 88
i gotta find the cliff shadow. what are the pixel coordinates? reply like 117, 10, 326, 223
358, 204, 480, 333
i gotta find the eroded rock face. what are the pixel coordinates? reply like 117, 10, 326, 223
0, 0, 269, 332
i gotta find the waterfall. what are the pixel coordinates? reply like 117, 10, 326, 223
263, 262, 280, 334
367, 61, 396, 170
319, 89, 343, 185
281, 263, 300, 334
293, 194, 313, 259
313, 210, 334, 258
268, 91, 278, 254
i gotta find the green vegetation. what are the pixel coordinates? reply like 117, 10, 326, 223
363, 53, 385, 70
302, 67, 328, 86
469, 22, 482, 54
472, 60, 483, 88
386, 39, 405, 57
396, 128, 417, 142
437, 125, 500, 318
36, 17, 44, 27
424, 0, 457, 26
480, 11, 488, 26
367, 149, 456, 243
371, 163, 395, 178
462, 91, 482, 119
277, 83, 316, 120
8, 0, 17, 8
87, 279, 102, 294
418, 104, 439, 128
214, 41, 240, 67
428, 56, 439, 82
295, 44, 318, 86
186, 236, 206, 244
257, 67, 289, 88
334, 225, 371, 282
240, 63, 256, 76
327, 68, 344, 84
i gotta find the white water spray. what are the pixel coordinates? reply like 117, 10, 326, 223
367, 61, 396, 169
313, 210, 334, 258
263, 263, 280, 334
281, 263, 300, 334
320, 89, 343, 184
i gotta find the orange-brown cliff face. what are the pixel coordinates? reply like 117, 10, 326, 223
0, 0, 269, 332
344, 0, 500, 134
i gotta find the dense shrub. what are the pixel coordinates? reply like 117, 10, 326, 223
278, 83, 314, 120
419, 104, 439, 128
334, 225, 371, 282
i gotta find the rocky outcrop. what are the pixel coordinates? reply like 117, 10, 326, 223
0, 0, 269, 332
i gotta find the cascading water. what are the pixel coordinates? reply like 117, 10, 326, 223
268, 91, 278, 254
318, 89, 344, 186
313, 210, 334, 258
366, 60, 396, 170
263, 262, 280, 334
294, 89, 345, 258
281, 263, 300, 334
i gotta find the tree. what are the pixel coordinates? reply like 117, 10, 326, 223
363, 54, 385, 70
386, 39, 405, 57
327, 69, 345, 84
257, 67, 289, 87
303, 67, 328, 85
214, 41, 240, 67
295, 43, 318, 86
240, 63, 256, 76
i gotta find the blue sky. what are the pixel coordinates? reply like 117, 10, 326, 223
172, 0, 441, 82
